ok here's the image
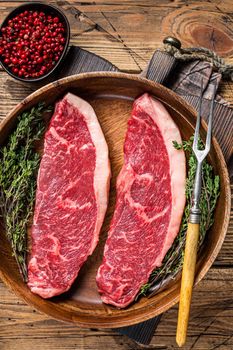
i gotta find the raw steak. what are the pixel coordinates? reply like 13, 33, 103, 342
96, 93, 186, 308
28, 93, 110, 298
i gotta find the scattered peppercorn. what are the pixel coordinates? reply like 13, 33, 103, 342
0, 10, 66, 79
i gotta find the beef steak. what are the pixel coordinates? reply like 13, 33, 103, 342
28, 93, 110, 298
96, 93, 186, 308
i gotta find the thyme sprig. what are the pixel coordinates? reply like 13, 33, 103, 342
139, 136, 220, 297
0, 103, 51, 281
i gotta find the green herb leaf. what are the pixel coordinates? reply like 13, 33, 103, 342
172, 140, 183, 150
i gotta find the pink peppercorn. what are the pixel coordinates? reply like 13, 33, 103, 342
0, 9, 66, 78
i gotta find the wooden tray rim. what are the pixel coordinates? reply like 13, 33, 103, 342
0, 72, 231, 328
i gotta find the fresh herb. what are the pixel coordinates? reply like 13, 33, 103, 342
0, 103, 52, 281
139, 136, 220, 297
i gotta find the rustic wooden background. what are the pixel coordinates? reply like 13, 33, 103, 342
0, 1, 233, 349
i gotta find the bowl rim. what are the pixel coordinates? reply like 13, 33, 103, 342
0, 1, 70, 83
0, 71, 231, 328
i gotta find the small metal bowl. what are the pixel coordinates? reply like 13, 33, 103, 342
0, 2, 70, 83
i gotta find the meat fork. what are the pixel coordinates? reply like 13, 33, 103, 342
176, 80, 217, 347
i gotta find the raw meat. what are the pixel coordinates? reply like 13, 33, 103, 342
96, 93, 186, 308
28, 93, 110, 298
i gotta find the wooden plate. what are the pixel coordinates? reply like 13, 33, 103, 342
0, 72, 231, 328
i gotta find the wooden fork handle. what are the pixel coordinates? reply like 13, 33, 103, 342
176, 222, 200, 347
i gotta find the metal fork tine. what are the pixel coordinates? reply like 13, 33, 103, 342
193, 78, 204, 151
206, 80, 217, 150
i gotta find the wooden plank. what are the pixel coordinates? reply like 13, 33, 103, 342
57, 0, 233, 71
1, 268, 233, 349
0, 0, 233, 349
1, 0, 233, 72
0, 73, 34, 121
215, 184, 233, 266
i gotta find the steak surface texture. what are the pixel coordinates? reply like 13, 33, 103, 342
28, 93, 110, 298
96, 93, 186, 308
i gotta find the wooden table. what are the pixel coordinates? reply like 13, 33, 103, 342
0, 1, 232, 349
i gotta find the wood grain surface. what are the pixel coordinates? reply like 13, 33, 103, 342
0, 0, 233, 349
